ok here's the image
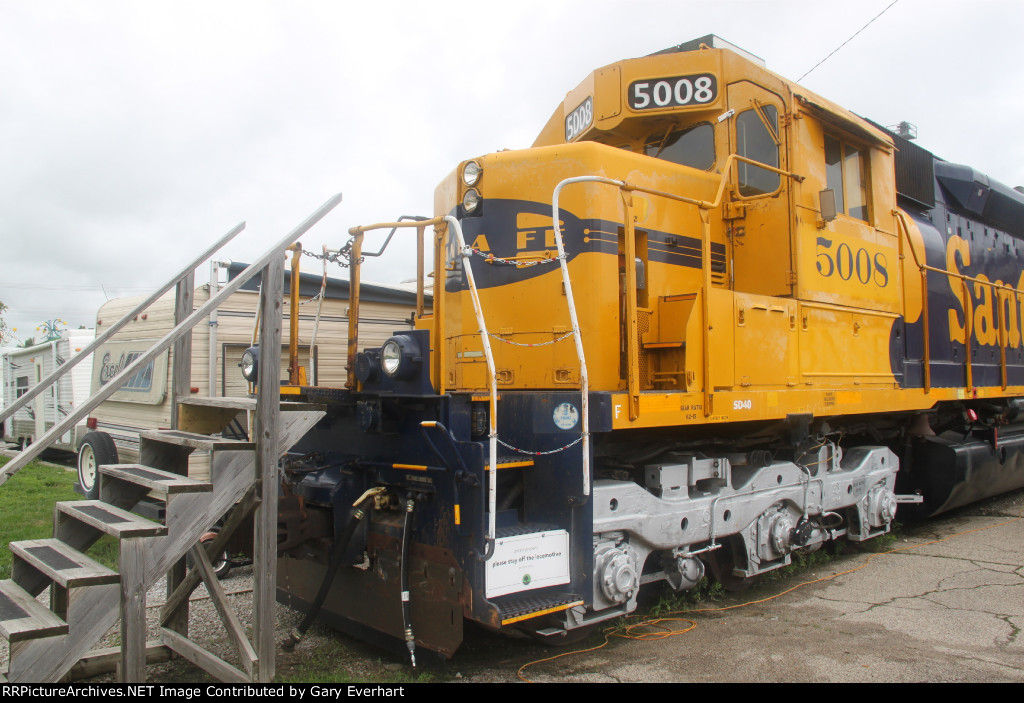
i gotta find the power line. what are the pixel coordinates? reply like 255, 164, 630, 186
798, 0, 900, 83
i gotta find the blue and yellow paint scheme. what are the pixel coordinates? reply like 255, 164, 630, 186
275, 37, 1024, 658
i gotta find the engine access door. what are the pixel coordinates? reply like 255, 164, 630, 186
726, 80, 793, 297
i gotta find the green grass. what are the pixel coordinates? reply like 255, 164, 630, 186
645, 575, 726, 617
0, 456, 119, 577
276, 637, 437, 684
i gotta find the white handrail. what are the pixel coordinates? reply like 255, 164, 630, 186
443, 215, 499, 547
551, 176, 621, 498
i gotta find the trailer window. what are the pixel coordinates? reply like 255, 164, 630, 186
736, 106, 780, 196
644, 123, 715, 170
825, 134, 870, 222
15, 376, 28, 397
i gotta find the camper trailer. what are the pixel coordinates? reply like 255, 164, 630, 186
2, 330, 95, 453
77, 262, 427, 497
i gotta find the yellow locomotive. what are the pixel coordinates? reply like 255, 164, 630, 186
271, 36, 1024, 658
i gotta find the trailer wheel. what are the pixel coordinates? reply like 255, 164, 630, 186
187, 530, 231, 579
77, 432, 117, 500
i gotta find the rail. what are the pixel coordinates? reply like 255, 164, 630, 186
0, 193, 343, 488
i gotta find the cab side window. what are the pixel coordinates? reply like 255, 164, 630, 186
644, 123, 715, 171
736, 106, 779, 196
825, 134, 870, 222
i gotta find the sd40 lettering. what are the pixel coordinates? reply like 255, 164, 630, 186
629, 74, 717, 110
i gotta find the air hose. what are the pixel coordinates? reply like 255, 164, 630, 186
399, 495, 417, 667
282, 486, 385, 650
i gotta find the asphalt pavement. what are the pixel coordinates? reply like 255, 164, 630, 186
511, 488, 1024, 683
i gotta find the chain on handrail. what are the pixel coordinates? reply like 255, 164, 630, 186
301, 239, 363, 268
469, 247, 562, 268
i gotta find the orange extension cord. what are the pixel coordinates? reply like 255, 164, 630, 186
517, 507, 1023, 683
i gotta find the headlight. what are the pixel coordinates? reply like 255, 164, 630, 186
381, 340, 402, 377
240, 346, 259, 382
355, 350, 380, 383
462, 161, 482, 186
379, 334, 423, 380
462, 188, 481, 213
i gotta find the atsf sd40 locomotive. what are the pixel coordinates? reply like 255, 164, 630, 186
261, 37, 1024, 658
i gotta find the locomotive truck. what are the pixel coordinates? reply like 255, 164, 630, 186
257, 36, 1024, 658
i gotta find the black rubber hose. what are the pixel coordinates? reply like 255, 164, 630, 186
282, 491, 377, 649
399, 496, 417, 667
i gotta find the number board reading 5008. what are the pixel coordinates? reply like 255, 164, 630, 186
629, 74, 717, 110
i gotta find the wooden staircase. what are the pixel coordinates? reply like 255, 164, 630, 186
0, 400, 324, 683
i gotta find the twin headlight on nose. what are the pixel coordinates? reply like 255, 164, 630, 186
461, 160, 482, 214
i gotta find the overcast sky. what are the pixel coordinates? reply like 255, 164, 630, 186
2, 0, 1022, 343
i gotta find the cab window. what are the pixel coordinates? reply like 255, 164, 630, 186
825, 134, 870, 221
736, 106, 780, 196
644, 123, 715, 170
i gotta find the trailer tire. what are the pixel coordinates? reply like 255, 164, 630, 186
187, 530, 231, 579
78, 432, 117, 500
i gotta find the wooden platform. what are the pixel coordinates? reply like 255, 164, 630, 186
138, 429, 255, 452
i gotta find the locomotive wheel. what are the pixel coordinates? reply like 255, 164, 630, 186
706, 538, 757, 592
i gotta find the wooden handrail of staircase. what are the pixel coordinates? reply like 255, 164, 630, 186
0, 193, 342, 488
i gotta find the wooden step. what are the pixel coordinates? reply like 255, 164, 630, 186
176, 396, 326, 435
101, 464, 212, 498
0, 579, 68, 643
139, 429, 255, 452
56, 501, 167, 540
11, 539, 119, 592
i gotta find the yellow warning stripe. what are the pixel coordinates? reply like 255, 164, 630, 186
500, 600, 584, 626
392, 464, 428, 471
454, 504, 461, 525
484, 460, 536, 471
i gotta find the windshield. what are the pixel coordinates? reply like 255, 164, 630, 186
644, 123, 715, 171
